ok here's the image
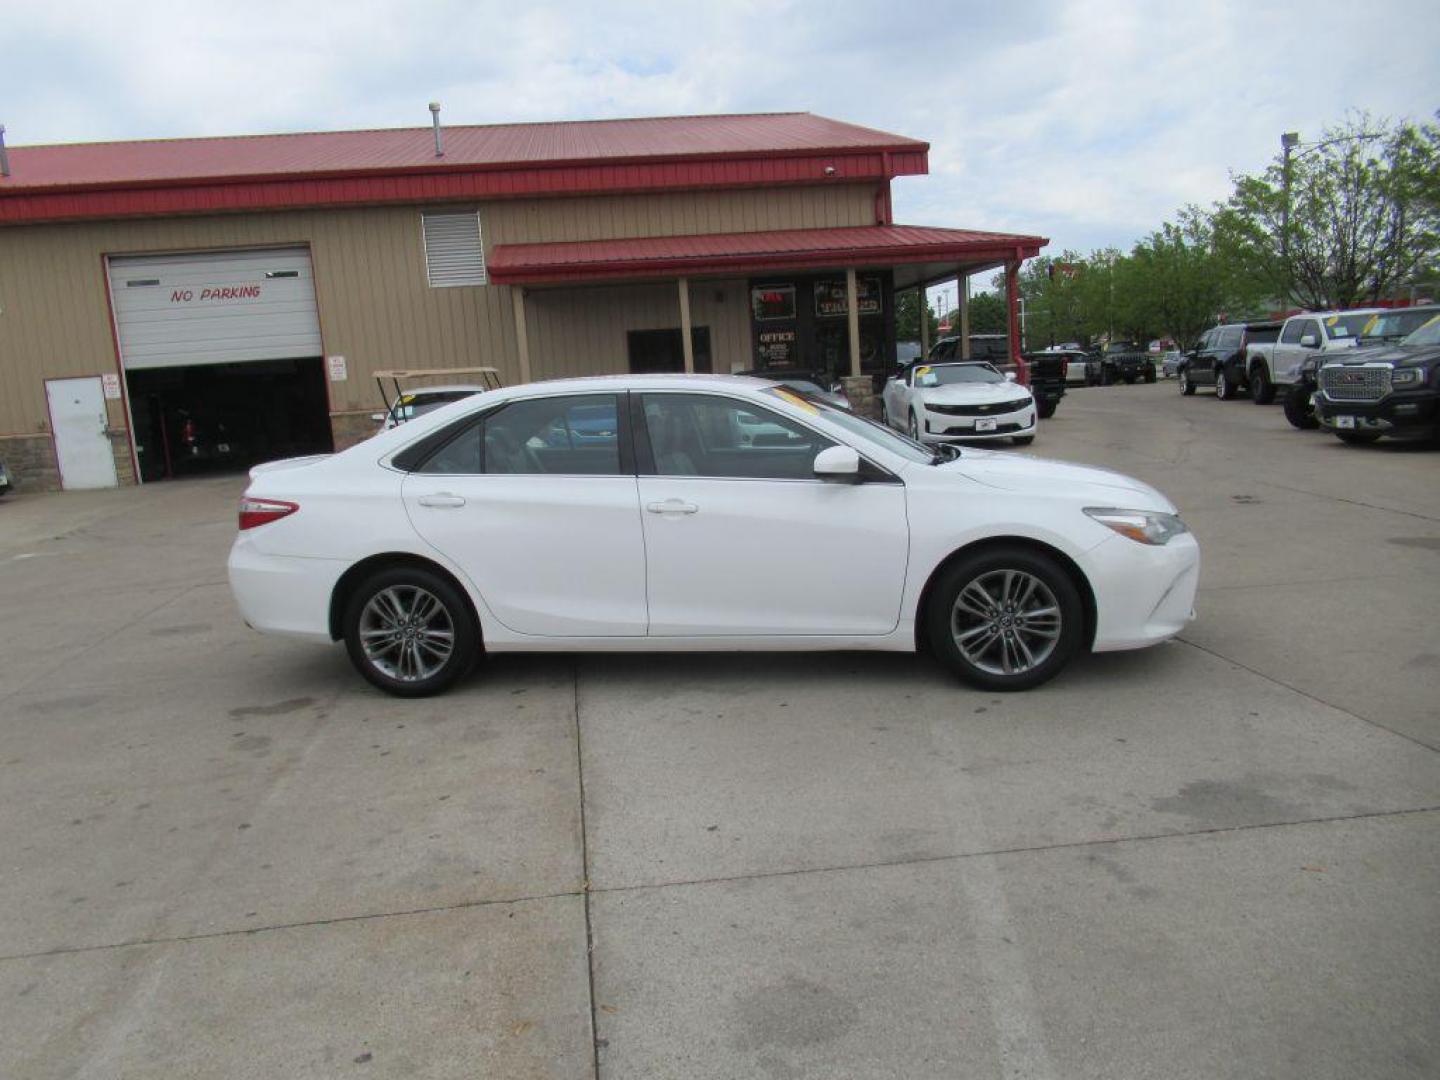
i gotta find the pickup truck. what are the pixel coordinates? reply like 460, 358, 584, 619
1094, 342, 1157, 384
1314, 310, 1440, 444
1265, 309, 1384, 427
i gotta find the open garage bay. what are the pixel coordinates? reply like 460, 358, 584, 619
1, 384, 1436, 1078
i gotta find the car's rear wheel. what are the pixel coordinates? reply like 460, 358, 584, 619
927, 549, 1083, 692
1250, 364, 1275, 404
343, 566, 479, 697
1283, 386, 1317, 429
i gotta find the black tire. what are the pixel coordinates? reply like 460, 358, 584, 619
1037, 399, 1057, 420
1335, 431, 1381, 446
1250, 364, 1275, 405
343, 566, 479, 697
1216, 369, 1234, 400
1124, 374, 1137, 385
879, 400, 889, 428
1012, 435, 1035, 446
1101, 368, 1113, 386
926, 548, 1083, 692
908, 410, 921, 441
1282, 386, 1317, 429
1180, 371, 1196, 396
1142, 365, 1156, 384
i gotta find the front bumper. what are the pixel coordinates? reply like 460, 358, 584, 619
1315, 391, 1438, 435
1086, 531, 1201, 651
918, 404, 1036, 443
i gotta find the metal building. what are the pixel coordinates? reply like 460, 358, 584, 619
0, 112, 1045, 490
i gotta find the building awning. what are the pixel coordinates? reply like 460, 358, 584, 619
488, 224, 1047, 287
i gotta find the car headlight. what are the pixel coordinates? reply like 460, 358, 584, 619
1084, 507, 1188, 546
1390, 368, 1422, 387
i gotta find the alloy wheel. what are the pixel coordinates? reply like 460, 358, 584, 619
358, 585, 456, 682
950, 569, 1062, 676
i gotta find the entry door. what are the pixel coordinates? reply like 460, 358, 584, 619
402, 393, 648, 637
635, 392, 909, 636
46, 378, 118, 490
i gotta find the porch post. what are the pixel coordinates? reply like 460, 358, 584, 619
678, 277, 695, 374
918, 286, 930, 357
958, 270, 971, 359
845, 268, 861, 377
1005, 260, 1021, 366
511, 287, 532, 384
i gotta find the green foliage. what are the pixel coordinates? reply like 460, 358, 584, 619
1212, 113, 1440, 309
937, 291, 1006, 335
894, 288, 938, 343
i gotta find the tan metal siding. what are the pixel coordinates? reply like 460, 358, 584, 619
485, 184, 878, 246
524, 280, 752, 379
0, 183, 878, 435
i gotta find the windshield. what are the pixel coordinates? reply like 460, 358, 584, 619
1323, 313, 1377, 340
761, 387, 933, 464
1363, 309, 1438, 340
1402, 313, 1440, 347
914, 363, 1004, 387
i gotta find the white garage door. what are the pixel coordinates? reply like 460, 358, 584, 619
108, 248, 323, 370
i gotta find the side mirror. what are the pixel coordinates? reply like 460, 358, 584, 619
813, 445, 861, 482
1300, 334, 1319, 348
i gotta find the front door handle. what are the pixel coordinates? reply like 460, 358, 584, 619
646, 499, 699, 515
417, 493, 467, 509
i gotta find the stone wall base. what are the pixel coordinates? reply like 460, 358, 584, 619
841, 376, 881, 420
1, 433, 62, 493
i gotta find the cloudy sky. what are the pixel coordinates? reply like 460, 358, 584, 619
7, 0, 1438, 276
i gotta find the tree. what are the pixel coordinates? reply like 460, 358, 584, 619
1212, 114, 1440, 309
937, 291, 1006, 335
1126, 212, 1230, 349
894, 288, 938, 343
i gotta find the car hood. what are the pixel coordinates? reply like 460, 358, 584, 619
916, 383, 1030, 406
1323, 342, 1440, 369
945, 450, 1176, 512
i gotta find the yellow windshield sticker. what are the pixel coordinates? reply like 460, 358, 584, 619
915, 365, 932, 377
1325, 316, 1339, 326
1361, 315, 1379, 334
772, 387, 819, 414
398, 394, 416, 405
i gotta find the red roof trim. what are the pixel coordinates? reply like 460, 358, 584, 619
489, 225, 1047, 285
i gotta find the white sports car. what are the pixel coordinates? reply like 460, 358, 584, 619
228, 374, 1199, 697
881, 362, 1037, 446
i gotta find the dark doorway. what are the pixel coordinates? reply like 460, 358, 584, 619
627, 327, 712, 374
126, 357, 333, 482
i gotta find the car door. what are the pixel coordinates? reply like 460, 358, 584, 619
1274, 318, 1317, 384
634, 391, 909, 636
402, 392, 648, 636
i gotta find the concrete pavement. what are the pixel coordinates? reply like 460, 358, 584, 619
0, 383, 1436, 1078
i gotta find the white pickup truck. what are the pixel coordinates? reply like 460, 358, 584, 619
1255, 308, 1388, 406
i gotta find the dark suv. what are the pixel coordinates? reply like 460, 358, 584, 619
1313, 311, 1440, 444
1180, 321, 1281, 400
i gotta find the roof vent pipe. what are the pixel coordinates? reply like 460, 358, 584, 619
428, 102, 443, 158
0, 126, 10, 177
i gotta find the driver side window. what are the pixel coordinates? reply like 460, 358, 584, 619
641, 393, 836, 481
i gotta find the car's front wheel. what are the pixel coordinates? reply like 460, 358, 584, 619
1216, 370, 1235, 400
1180, 371, 1195, 396
343, 566, 479, 697
1283, 386, 1317, 429
926, 549, 1083, 692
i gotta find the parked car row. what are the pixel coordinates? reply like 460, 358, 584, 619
1176, 305, 1440, 446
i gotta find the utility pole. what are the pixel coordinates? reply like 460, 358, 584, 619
1280, 131, 1299, 305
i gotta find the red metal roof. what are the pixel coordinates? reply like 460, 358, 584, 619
0, 113, 929, 225
489, 224, 1048, 284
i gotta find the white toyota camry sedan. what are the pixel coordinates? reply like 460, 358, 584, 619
228, 375, 1199, 697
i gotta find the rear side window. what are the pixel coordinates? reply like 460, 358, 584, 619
417, 423, 482, 474
408, 394, 622, 475
1219, 327, 1244, 350
1245, 325, 1280, 345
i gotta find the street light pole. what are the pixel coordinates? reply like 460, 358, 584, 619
1281, 131, 1299, 305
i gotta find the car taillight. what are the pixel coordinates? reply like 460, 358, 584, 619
238, 497, 299, 530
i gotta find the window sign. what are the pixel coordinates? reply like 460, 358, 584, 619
751, 285, 796, 321
814, 277, 882, 318
757, 329, 797, 368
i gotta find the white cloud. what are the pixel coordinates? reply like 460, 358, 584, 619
5, 0, 1438, 257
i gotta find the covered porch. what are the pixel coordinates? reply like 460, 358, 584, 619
489, 224, 1047, 394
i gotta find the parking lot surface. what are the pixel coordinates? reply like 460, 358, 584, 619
2, 384, 1437, 1079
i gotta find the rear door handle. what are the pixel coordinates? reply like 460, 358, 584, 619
417, 493, 466, 509
646, 499, 699, 515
